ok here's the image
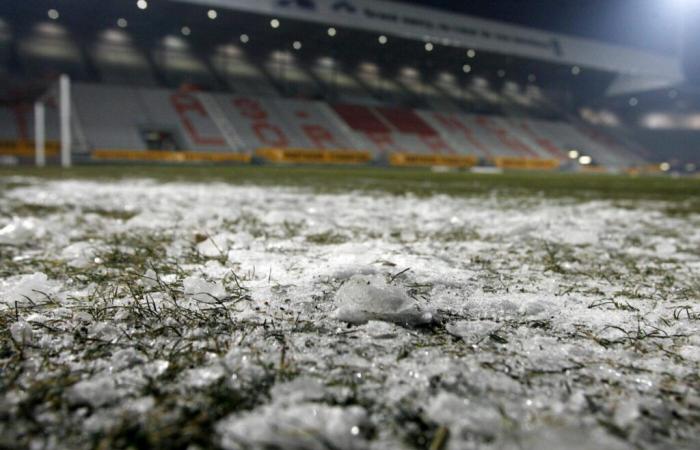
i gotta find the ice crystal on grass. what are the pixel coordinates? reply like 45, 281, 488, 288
0, 175, 698, 450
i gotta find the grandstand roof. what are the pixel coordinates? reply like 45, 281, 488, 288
396, 0, 682, 55
175, 0, 683, 81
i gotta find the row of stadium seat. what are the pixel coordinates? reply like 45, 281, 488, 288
1, 21, 558, 118
0, 83, 649, 168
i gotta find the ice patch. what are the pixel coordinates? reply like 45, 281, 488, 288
217, 403, 367, 450
270, 377, 326, 404
360, 320, 400, 339
0, 217, 45, 245
61, 241, 99, 268
446, 320, 500, 345
183, 365, 226, 388
67, 376, 122, 408
0, 272, 59, 306
183, 275, 227, 302
197, 232, 232, 258
332, 274, 434, 326
142, 268, 159, 288
516, 424, 632, 450
10, 321, 33, 344
426, 391, 503, 435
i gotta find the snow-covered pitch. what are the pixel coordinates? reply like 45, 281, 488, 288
1, 174, 699, 449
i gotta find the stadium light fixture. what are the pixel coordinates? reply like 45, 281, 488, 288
270, 19, 280, 29
293, 41, 302, 50
318, 57, 335, 68
181, 26, 191, 36
101, 29, 130, 44
136, 0, 148, 10
571, 65, 581, 75
578, 155, 592, 165
425, 42, 434, 52
378, 35, 388, 45
207, 9, 218, 20
240, 34, 249, 43
467, 49, 476, 58
48, 9, 59, 20
568, 149, 579, 159
659, 162, 671, 172
462, 64, 471, 74
328, 27, 337, 37
117, 18, 128, 28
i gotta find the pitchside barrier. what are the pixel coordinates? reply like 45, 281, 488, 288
492, 156, 560, 170
84, 147, 563, 170
0, 140, 60, 158
255, 148, 372, 164
389, 153, 478, 168
91, 149, 252, 163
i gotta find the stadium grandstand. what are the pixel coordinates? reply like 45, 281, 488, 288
0, 0, 698, 172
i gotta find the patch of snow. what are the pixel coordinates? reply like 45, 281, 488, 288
10, 321, 33, 344
446, 320, 500, 345
270, 377, 326, 404
60, 242, 99, 268
426, 391, 503, 435
183, 275, 227, 302
0, 272, 59, 306
0, 217, 45, 245
183, 365, 226, 389
197, 232, 231, 258
217, 403, 367, 450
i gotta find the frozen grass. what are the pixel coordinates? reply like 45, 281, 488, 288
0, 166, 699, 449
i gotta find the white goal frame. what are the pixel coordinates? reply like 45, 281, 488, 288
33, 74, 72, 167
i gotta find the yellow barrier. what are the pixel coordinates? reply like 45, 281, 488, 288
91, 149, 251, 163
389, 153, 478, 168
256, 148, 372, 164
492, 156, 560, 170
580, 166, 609, 174
0, 140, 60, 157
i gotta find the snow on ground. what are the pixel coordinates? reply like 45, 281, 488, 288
0, 177, 699, 449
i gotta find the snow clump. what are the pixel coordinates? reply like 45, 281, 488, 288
217, 403, 367, 450
0, 272, 60, 306
0, 217, 45, 245
333, 274, 434, 326
183, 275, 227, 302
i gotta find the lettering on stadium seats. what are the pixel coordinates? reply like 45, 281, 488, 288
170, 93, 227, 147
232, 98, 290, 147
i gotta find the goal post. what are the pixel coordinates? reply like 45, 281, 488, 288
34, 101, 45, 167
34, 73, 72, 168
60, 74, 72, 168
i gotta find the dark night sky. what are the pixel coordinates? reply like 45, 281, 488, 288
392, 0, 684, 53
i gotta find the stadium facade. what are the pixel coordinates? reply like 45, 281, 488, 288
0, 0, 697, 171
